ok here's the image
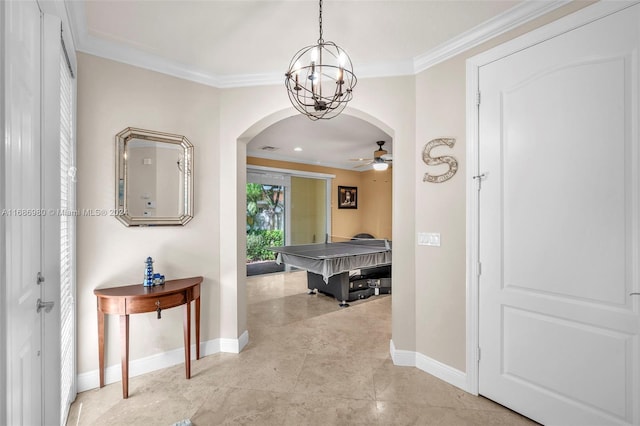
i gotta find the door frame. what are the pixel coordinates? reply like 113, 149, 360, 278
1, 1, 78, 423
464, 0, 640, 396
0, 1, 6, 421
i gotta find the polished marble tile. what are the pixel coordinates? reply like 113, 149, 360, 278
67, 272, 536, 426
283, 393, 379, 426
375, 401, 536, 426
373, 359, 467, 409
293, 353, 385, 401
245, 270, 308, 304
190, 387, 292, 425
223, 351, 307, 394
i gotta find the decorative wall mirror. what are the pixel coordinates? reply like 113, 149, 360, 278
115, 127, 193, 226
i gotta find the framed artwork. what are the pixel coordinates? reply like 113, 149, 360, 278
338, 186, 357, 209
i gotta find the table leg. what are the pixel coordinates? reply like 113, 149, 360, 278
184, 301, 191, 379
97, 309, 105, 388
120, 314, 129, 399
195, 297, 200, 360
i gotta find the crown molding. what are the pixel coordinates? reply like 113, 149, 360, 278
216, 72, 282, 89
65, 0, 572, 88
413, 0, 571, 73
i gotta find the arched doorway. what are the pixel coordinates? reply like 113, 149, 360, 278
235, 107, 395, 347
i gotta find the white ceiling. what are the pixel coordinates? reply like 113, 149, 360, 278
247, 114, 392, 170
67, 0, 564, 171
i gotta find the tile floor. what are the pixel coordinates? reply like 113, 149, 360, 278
66, 270, 536, 425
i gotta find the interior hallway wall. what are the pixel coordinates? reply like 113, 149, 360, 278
76, 53, 221, 378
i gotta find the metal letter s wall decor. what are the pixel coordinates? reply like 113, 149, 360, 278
422, 138, 458, 183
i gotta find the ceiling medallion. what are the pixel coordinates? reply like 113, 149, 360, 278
284, 0, 357, 120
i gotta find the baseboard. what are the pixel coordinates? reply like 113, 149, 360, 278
77, 332, 250, 392
219, 330, 249, 353
389, 339, 416, 366
389, 339, 468, 392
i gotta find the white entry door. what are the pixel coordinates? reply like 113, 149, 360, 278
4, 0, 43, 424
478, 4, 640, 425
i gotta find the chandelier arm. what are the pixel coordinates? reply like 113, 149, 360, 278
286, 82, 323, 109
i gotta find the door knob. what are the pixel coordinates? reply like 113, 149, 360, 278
36, 298, 54, 313
631, 292, 640, 296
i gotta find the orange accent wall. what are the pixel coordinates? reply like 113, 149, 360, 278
247, 157, 392, 241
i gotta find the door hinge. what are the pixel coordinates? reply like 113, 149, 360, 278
478, 347, 481, 362
477, 262, 482, 276
477, 91, 481, 106
37, 272, 45, 285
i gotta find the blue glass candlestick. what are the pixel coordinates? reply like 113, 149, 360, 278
143, 257, 154, 287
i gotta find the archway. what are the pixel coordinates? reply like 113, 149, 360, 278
235, 107, 396, 347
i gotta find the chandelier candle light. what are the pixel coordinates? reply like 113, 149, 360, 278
285, 0, 357, 120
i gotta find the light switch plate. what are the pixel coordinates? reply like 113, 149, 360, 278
418, 232, 441, 247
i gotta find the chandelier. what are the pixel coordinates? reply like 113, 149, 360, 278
284, 0, 357, 120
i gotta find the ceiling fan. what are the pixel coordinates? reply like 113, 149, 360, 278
351, 141, 393, 170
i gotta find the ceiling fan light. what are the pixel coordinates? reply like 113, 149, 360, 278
373, 161, 388, 171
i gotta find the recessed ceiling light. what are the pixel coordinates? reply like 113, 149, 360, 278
294, 147, 303, 152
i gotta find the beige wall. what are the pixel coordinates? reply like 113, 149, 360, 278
76, 53, 221, 374
413, 0, 595, 371
248, 156, 392, 241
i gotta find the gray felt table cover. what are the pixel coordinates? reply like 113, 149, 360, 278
275, 250, 391, 283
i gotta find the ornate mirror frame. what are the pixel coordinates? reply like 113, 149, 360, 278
115, 127, 194, 226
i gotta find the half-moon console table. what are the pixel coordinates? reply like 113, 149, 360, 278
94, 276, 203, 398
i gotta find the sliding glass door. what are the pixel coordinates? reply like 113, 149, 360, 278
246, 172, 287, 267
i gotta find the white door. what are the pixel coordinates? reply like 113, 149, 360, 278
478, 4, 640, 425
4, 0, 43, 424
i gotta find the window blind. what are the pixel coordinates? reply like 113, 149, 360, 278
59, 47, 75, 426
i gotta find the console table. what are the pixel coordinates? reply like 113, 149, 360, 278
94, 276, 203, 398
